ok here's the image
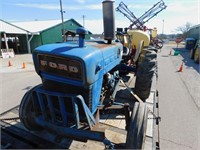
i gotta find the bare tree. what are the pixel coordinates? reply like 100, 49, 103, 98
175, 22, 193, 38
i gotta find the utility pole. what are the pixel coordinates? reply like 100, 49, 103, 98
82, 15, 85, 27
59, 0, 65, 42
162, 19, 164, 34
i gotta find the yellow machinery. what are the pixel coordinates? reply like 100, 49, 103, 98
151, 28, 158, 38
115, 0, 167, 100
128, 30, 150, 49
116, 28, 157, 101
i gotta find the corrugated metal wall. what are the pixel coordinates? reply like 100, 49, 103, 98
41, 25, 62, 44
30, 35, 42, 51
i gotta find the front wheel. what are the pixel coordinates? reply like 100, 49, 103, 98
126, 102, 148, 149
19, 85, 43, 131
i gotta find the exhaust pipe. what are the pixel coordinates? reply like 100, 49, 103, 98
102, 0, 115, 44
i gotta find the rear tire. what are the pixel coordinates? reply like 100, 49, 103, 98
134, 47, 157, 101
126, 102, 148, 149
155, 39, 163, 49
19, 85, 43, 131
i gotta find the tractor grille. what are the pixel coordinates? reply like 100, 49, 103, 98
33, 87, 86, 127
42, 79, 92, 111
33, 81, 93, 126
38, 54, 83, 80
33, 89, 76, 127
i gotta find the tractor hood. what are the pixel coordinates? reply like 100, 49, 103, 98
33, 40, 123, 85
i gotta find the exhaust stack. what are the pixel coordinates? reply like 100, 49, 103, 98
102, 0, 115, 44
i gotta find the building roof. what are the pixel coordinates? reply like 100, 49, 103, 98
0, 19, 29, 34
0, 19, 92, 35
13, 20, 62, 33
12, 18, 88, 33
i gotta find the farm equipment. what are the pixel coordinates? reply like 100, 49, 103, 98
116, 0, 166, 49
115, 0, 167, 100
14, 0, 159, 149
116, 0, 167, 30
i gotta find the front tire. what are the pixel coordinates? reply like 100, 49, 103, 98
126, 102, 148, 149
19, 85, 43, 131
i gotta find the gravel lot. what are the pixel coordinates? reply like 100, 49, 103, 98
0, 54, 41, 113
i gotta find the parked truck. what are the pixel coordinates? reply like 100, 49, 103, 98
0, 1, 161, 149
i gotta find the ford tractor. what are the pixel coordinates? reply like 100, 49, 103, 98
19, 1, 158, 149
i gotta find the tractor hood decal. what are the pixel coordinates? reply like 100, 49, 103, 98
38, 54, 82, 80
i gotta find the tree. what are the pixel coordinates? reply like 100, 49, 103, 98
175, 22, 193, 38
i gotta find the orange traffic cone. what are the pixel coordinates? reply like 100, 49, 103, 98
169, 50, 172, 55
8, 60, 12, 67
22, 62, 26, 69
178, 62, 183, 72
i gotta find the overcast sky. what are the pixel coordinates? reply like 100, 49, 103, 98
0, 0, 199, 34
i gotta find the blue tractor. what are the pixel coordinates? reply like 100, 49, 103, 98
19, 1, 156, 149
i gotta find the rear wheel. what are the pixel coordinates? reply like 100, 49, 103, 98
19, 85, 43, 131
134, 47, 157, 101
126, 102, 148, 149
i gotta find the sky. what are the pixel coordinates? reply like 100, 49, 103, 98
0, 0, 200, 34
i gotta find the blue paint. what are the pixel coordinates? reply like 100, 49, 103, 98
30, 36, 123, 142
33, 40, 123, 113
76, 27, 88, 47
46, 95, 56, 122
35, 116, 105, 142
58, 97, 67, 126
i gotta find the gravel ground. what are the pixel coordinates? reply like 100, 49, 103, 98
0, 54, 41, 113
0, 54, 35, 73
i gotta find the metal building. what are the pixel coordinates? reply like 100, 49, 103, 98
0, 19, 32, 55
1, 19, 92, 55
14, 19, 92, 52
